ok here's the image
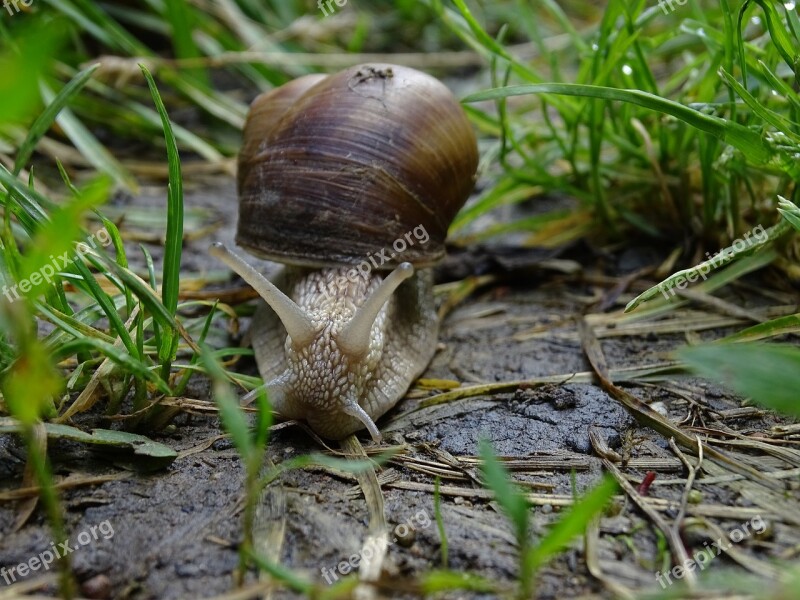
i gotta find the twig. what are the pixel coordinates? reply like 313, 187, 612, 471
669, 436, 704, 543
340, 436, 388, 600
603, 459, 697, 587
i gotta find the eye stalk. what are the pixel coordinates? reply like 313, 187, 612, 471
209, 242, 316, 346
335, 262, 414, 359
341, 399, 383, 443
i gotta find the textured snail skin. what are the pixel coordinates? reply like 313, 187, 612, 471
249, 266, 438, 440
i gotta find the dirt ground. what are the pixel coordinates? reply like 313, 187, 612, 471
1, 178, 799, 599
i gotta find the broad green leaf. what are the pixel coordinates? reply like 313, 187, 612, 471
0, 334, 61, 424
0, 21, 65, 127
0, 420, 177, 469
679, 343, 800, 417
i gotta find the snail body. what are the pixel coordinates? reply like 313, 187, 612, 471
212, 64, 477, 441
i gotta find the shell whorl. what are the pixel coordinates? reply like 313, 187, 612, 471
236, 63, 478, 269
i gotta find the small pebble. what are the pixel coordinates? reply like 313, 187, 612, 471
394, 524, 416, 547
650, 402, 669, 417
81, 574, 112, 599
753, 518, 774, 540
605, 497, 625, 517
681, 522, 711, 546
453, 496, 464, 505
540, 504, 553, 514
687, 490, 703, 504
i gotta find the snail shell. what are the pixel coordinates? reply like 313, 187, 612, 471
213, 64, 477, 441
236, 64, 478, 268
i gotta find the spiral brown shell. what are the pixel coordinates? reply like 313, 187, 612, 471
236, 64, 478, 268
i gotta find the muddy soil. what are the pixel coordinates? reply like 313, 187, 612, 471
1, 178, 799, 600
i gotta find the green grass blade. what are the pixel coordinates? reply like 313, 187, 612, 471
14, 64, 100, 175
15, 178, 109, 303
247, 550, 313, 595
162, 0, 209, 88
719, 68, 800, 142
84, 250, 180, 338
70, 259, 138, 358
721, 313, 800, 344
252, 385, 272, 453
53, 338, 169, 394
451, 0, 514, 63
140, 65, 184, 377
40, 83, 137, 192
524, 475, 617, 572
625, 219, 789, 312
421, 570, 497, 594
478, 439, 528, 541
0, 164, 52, 230
751, 0, 800, 79
757, 60, 800, 113
37, 301, 115, 346
463, 83, 774, 163
434, 477, 448, 568
201, 345, 254, 463
777, 195, 800, 231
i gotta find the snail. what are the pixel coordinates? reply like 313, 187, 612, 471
211, 64, 477, 442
